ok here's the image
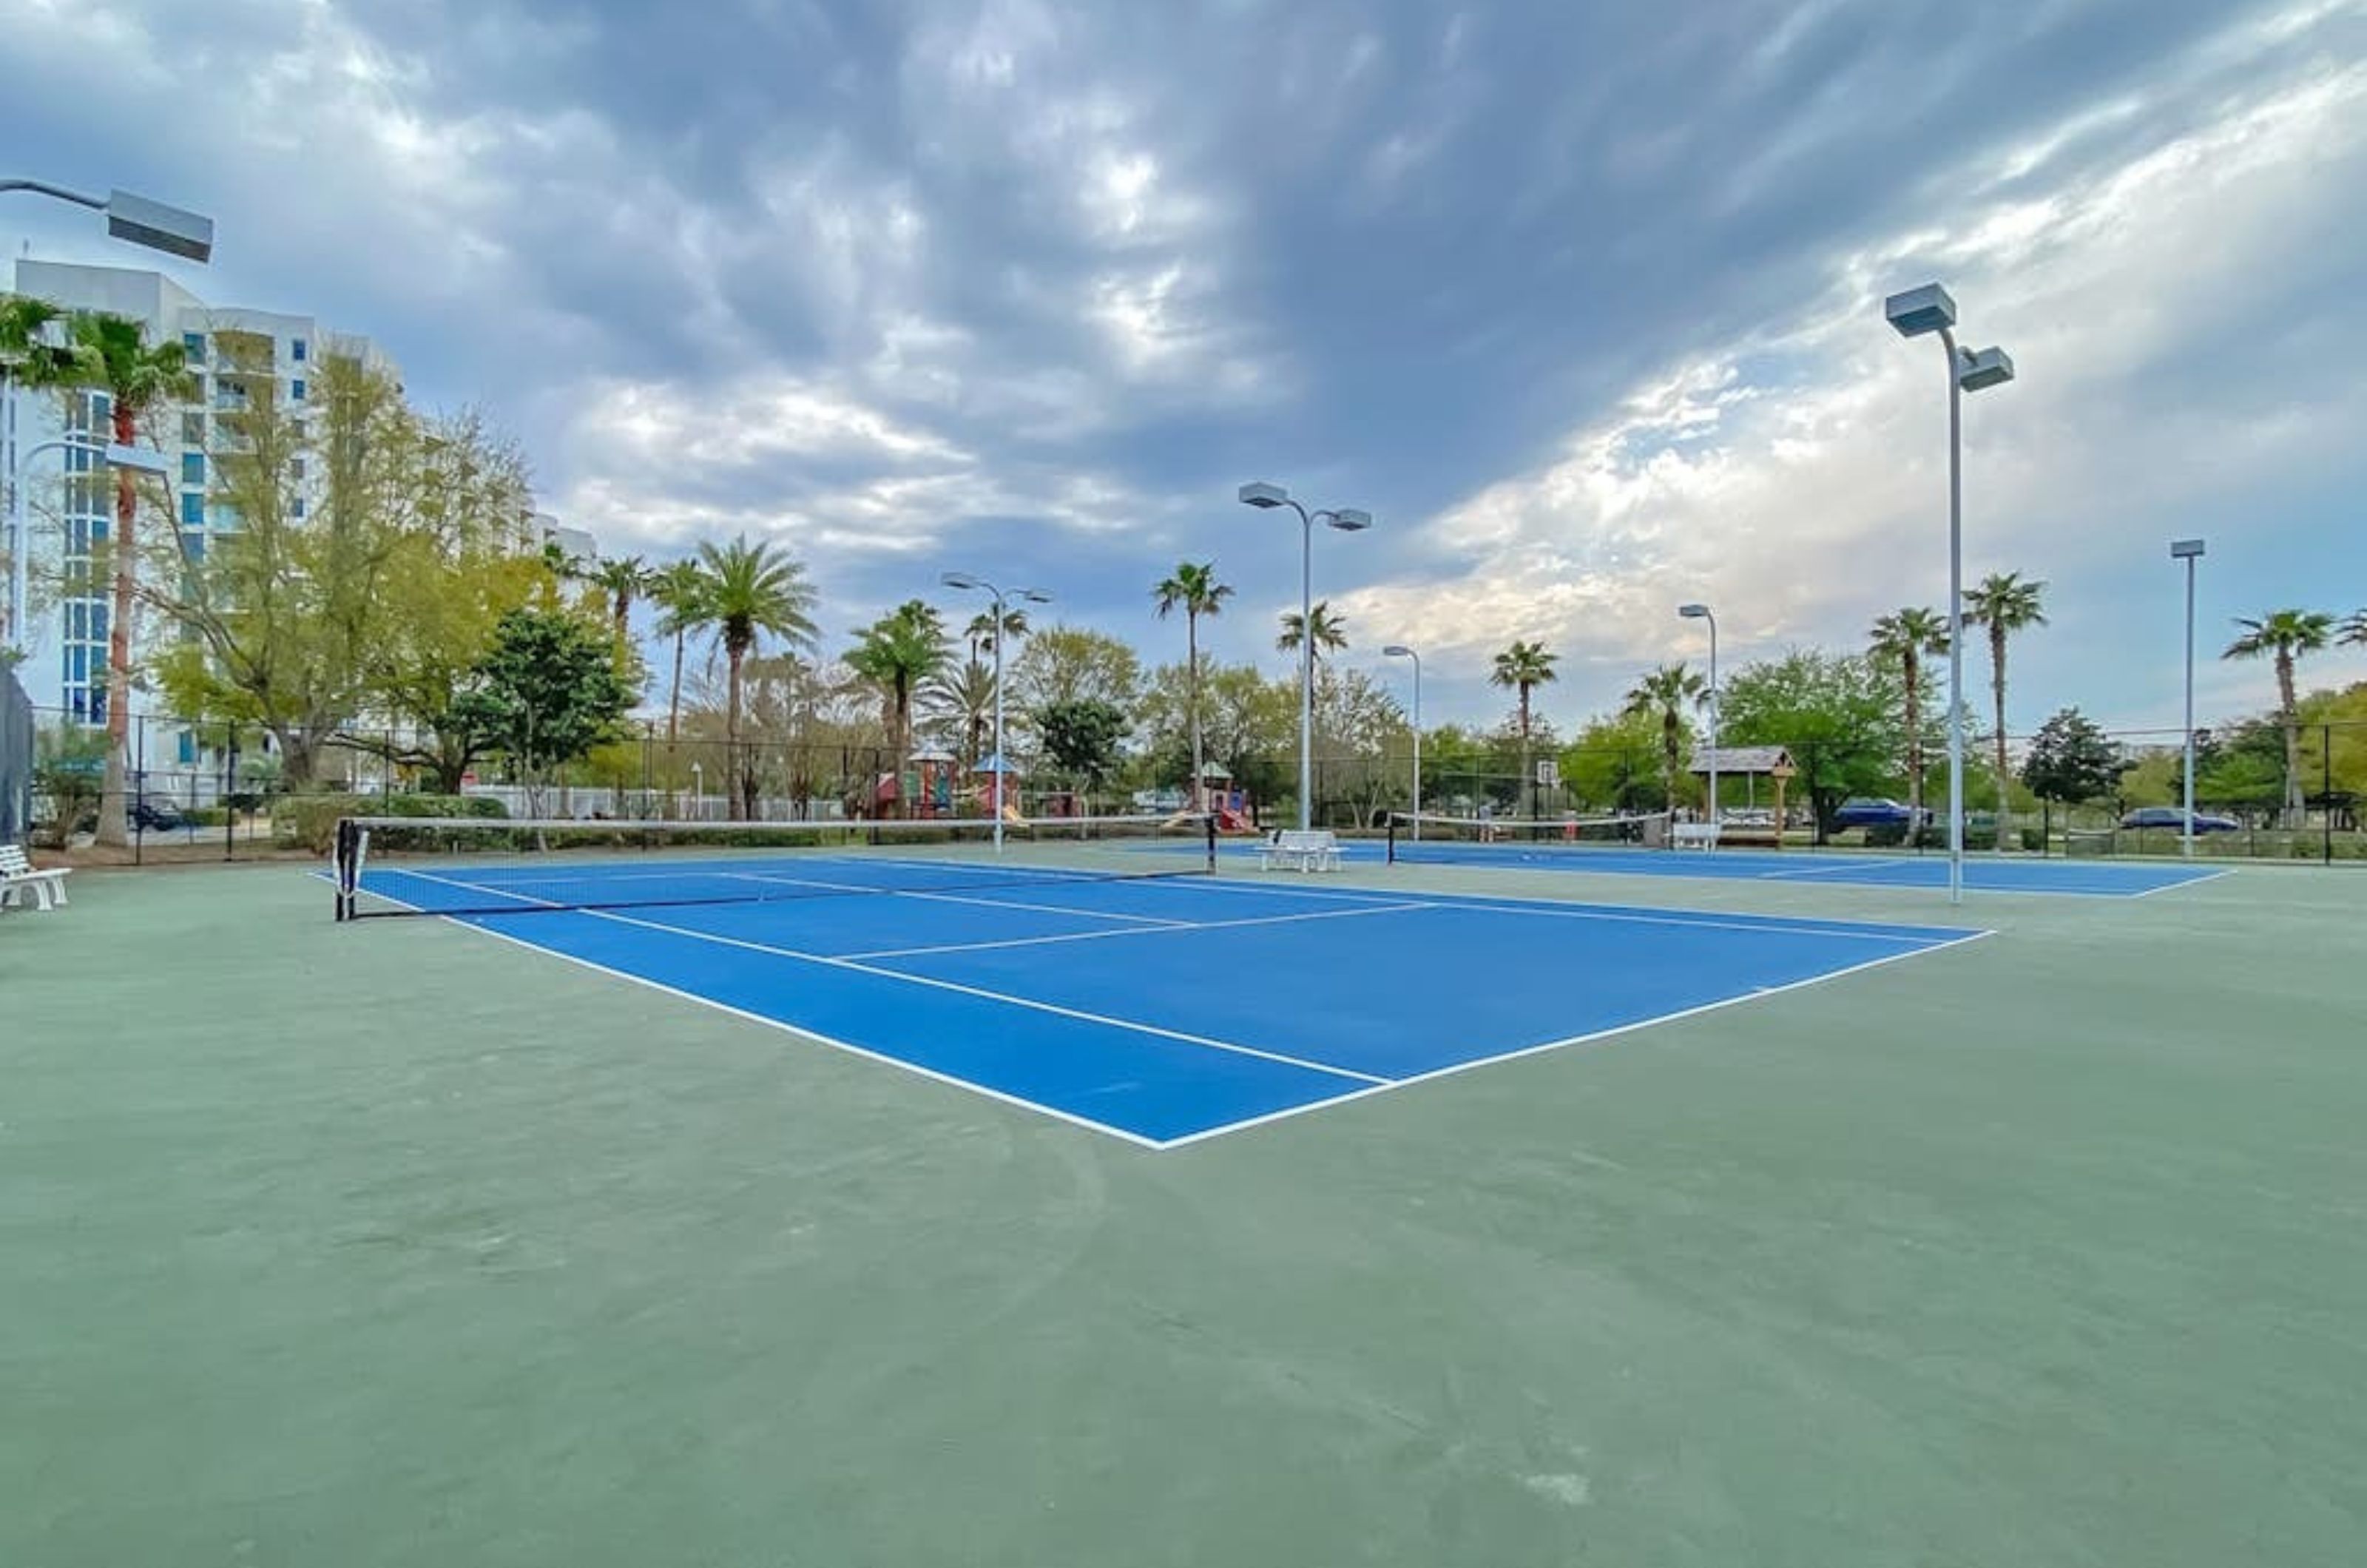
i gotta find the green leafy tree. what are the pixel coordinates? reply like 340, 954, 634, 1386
1622, 663, 1706, 812
2019, 707, 2126, 805
1868, 606, 1949, 825
648, 557, 712, 746
1719, 649, 1905, 839
1036, 697, 1129, 812
698, 535, 818, 817
1561, 709, 1665, 813
1153, 561, 1233, 809
2223, 609, 2335, 825
1490, 640, 1559, 816
1962, 571, 2047, 844
448, 607, 635, 817
1010, 624, 1141, 715
847, 600, 950, 811
1275, 600, 1348, 662
70, 311, 195, 845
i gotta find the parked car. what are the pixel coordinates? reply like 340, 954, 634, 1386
128, 797, 187, 832
2119, 805, 2239, 834
1834, 797, 1928, 830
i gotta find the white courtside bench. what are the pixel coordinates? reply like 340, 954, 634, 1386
1259, 828, 1343, 872
1669, 822, 1721, 851
0, 844, 71, 911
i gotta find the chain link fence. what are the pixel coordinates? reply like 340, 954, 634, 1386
1, 670, 32, 846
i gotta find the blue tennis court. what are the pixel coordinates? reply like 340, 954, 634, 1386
1329, 837, 2219, 897
353, 855, 1987, 1147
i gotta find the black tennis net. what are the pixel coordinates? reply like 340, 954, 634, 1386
332, 812, 1219, 920
1385, 810, 1673, 865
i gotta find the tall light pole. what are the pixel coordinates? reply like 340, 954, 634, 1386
1, 180, 215, 263
1885, 283, 2015, 905
2172, 538, 2206, 858
942, 572, 1051, 851
1238, 481, 1371, 831
1678, 604, 1718, 842
7, 439, 169, 655
1383, 644, 1421, 838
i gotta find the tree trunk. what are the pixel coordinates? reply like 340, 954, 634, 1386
726, 643, 745, 821
1519, 688, 1533, 818
2277, 653, 2302, 826
1991, 629, 2010, 853
1187, 614, 1203, 814
94, 404, 140, 848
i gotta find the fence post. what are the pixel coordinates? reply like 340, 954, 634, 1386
2325, 723, 2334, 868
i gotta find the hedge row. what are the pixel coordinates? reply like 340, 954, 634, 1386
277, 793, 509, 854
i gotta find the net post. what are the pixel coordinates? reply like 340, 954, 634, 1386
1387, 813, 1399, 865
332, 817, 354, 922
1202, 810, 1217, 873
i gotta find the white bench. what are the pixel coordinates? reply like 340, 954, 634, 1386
1669, 822, 1721, 851
0, 844, 71, 911
1259, 829, 1343, 872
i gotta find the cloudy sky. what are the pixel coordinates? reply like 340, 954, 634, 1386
6, 0, 2364, 733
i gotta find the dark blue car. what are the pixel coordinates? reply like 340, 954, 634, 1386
2120, 806, 2239, 834
1833, 797, 1928, 830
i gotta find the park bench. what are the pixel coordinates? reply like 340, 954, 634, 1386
1259, 829, 1343, 872
0, 844, 71, 911
1669, 822, 1721, 851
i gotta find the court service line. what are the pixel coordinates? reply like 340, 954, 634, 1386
1154, 927, 1999, 1150
841, 899, 1435, 961
1753, 857, 1921, 879
579, 908, 1392, 1087
712, 871, 1189, 926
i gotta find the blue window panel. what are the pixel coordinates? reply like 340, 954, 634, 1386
214, 503, 242, 531
291, 378, 306, 402
290, 495, 306, 519
182, 331, 206, 362
66, 646, 86, 683
179, 531, 207, 562
178, 731, 196, 765
90, 604, 108, 642
291, 338, 307, 362
65, 445, 92, 474
181, 451, 205, 484
87, 687, 107, 725
180, 491, 205, 525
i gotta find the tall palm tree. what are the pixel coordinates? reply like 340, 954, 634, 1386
648, 558, 712, 747
1962, 571, 2047, 849
962, 606, 1030, 663
925, 659, 998, 771
590, 555, 649, 645
1868, 606, 1951, 825
696, 535, 819, 819
846, 600, 949, 815
71, 312, 195, 848
1623, 663, 1706, 813
1275, 600, 1348, 662
1154, 561, 1233, 811
2340, 609, 2367, 649
1490, 640, 1560, 817
2224, 609, 2336, 825
1, 296, 96, 649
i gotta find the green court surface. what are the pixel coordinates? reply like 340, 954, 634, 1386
4, 859, 2363, 1566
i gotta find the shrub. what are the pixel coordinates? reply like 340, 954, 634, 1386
275, 792, 507, 854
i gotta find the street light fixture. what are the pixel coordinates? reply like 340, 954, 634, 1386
2171, 538, 2206, 859
1382, 644, 1421, 839
4, 437, 169, 655
1238, 481, 1372, 832
942, 570, 1051, 852
1678, 604, 1718, 844
1, 179, 215, 263
1885, 281, 2016, 905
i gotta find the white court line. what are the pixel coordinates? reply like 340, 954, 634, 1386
579, 909, 1390, 1087
1154, 927, 1999, 1149
2126, 867, 2235, 898
843, 900, 1434, 961
711, 870, 1186, 925
1754, 857, 1922, 880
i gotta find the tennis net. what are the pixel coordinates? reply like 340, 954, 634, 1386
1385, 810, 1673, 865
332, 812, 1218, 920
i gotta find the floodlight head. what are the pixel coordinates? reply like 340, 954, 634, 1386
1956, 345, 2015, 392
1382, 643, 1414, 658
1019, 589, 1053, 605
939, 571, 980, 590
1328, 507, 1372, 533
1678, 603, 1711, 619
1237, 481, 1289, 509
104, 189, 213, 263
1885, 283, 1957, 338
102, 442, 171, 477
2170, 538, 2206, 560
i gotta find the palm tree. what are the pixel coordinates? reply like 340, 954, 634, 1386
846, 600, 949, 815
962, 606, 1030, 663
1868, 606, 1951, 825
926, 659, 999, 771
1623, 663, 1706, 813
1275, 600, 1348, 662
696, 535, 819, 819
2224, 609, 2336, 825
1962, 571, 2047, 848
590, 555, 649, 645
1154, 561, 1234, 811
1489, 640, 1560, 817
2340, 609, 2367, 649
648, 558, 712, 747
1, 296, 96, 649
71, 312, 195, 848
